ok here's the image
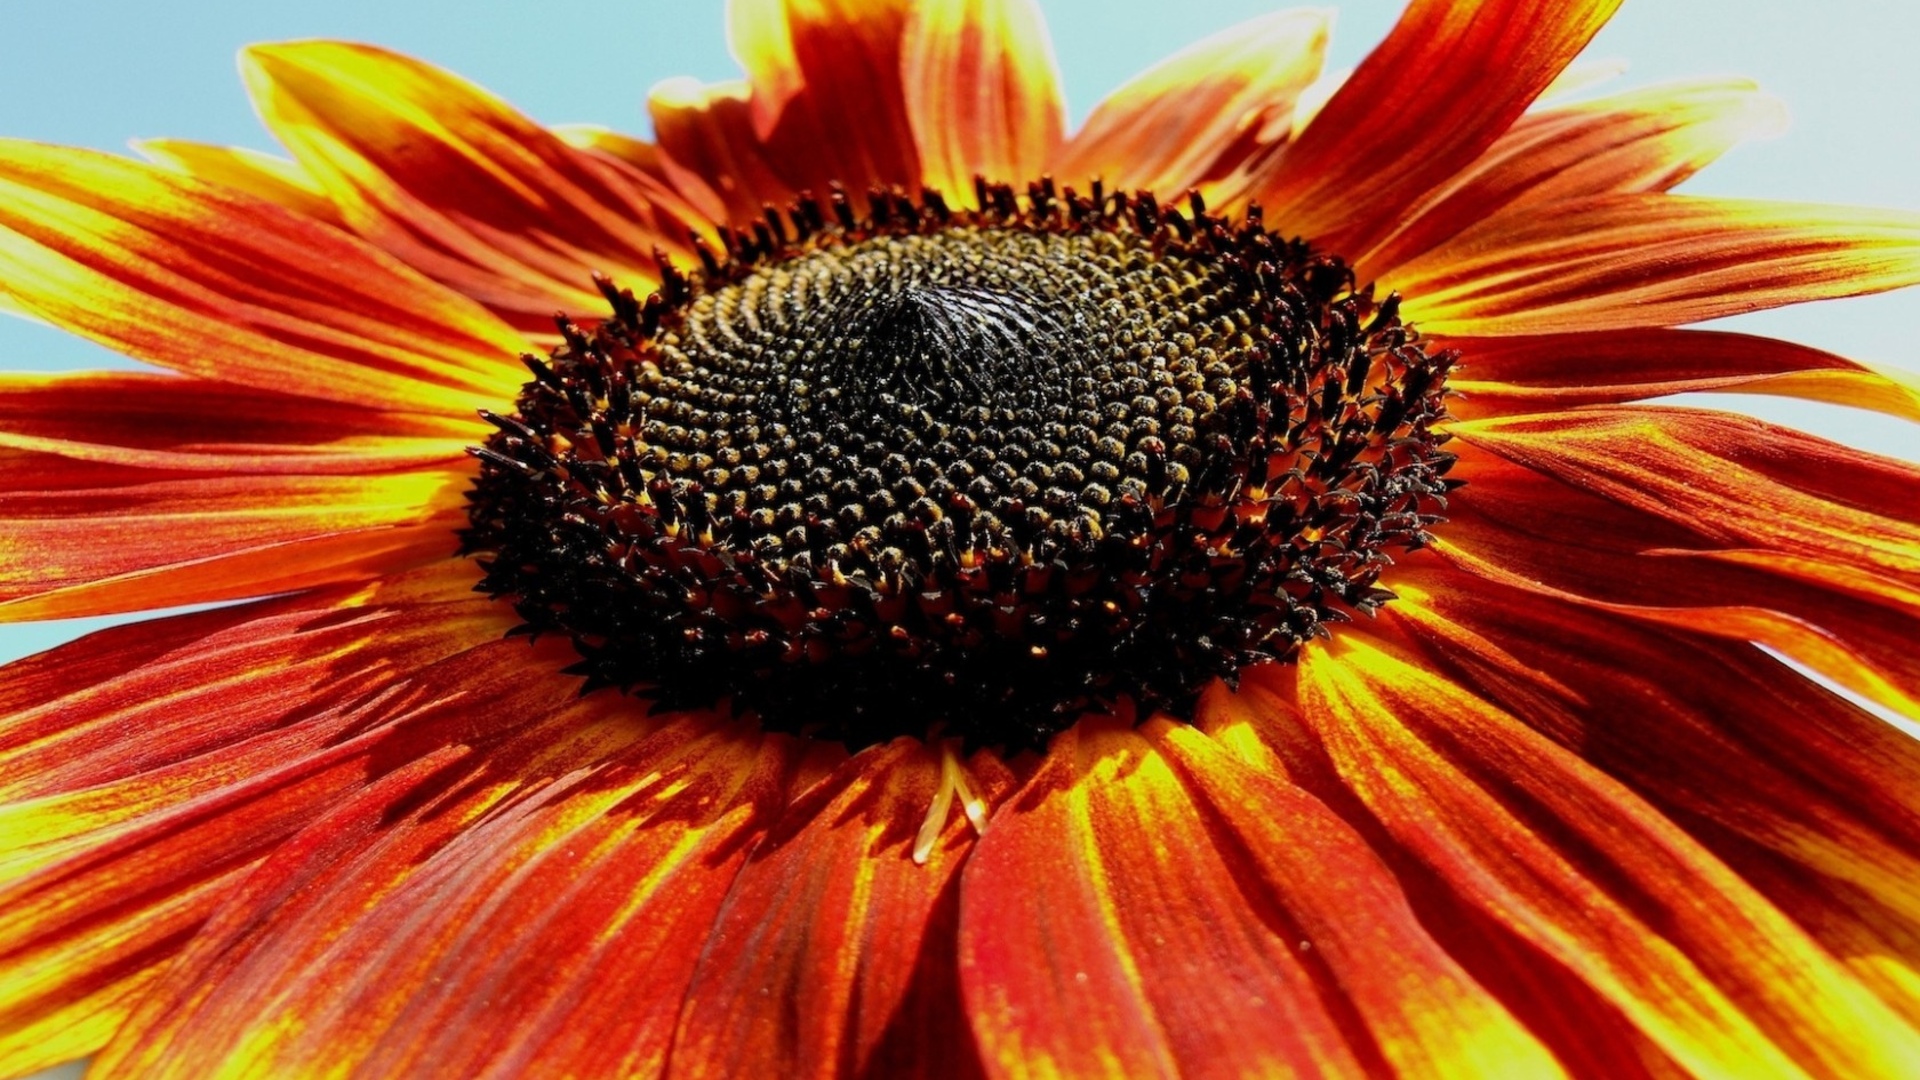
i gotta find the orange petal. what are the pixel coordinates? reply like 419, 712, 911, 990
901, 0, 1064, 200
1361, 78, 1787, 274
0, 140, 525, 414
1291, 631, 1920, 1076
1047, 9, 1328, 204
1438, 327, 1886, 418
726, 0, 921, 200
1384, 566, 1920, 1024
132, 139, 346, 227
241, 41, 695, 326
673, 739, 1012, 1078
1449, 405, 1920, 579
91, 712, 806, 1080
0, 449, 468, 621
0, 572, 527, 1077
957, 717, 1560, 1077
1248, 0, 1622, 255
1393, 194, 1920, 335
0, 370, 472, 473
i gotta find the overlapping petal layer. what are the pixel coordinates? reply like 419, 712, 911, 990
0, 141, 525, 414
241, 42, 696, 329
1047, 10, 1328, 204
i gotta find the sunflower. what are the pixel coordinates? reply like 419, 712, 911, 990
4, 0, 1920, 1076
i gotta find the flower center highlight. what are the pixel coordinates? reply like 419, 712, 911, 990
462, 181, 1456, 749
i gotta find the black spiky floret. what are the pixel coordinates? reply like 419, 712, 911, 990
462, 178, 1457, 750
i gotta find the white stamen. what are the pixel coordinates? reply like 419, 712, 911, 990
912, 742, 990, 865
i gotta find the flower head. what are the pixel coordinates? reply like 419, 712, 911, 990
4, 1, 1920, 1077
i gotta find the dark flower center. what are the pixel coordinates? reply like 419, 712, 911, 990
462, 181, 1456, 750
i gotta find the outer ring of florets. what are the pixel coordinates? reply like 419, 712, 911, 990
462, 178, 1457, 750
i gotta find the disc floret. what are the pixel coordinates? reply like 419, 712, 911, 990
463, 179, 1456, 749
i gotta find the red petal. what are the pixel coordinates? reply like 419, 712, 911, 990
727, 0, 922, 201
1290, 631, 1920, 1075
1361, 78, 1785, 274
1437, 328, 1920, 422
673, 739, 1013, 1078
241, 42, 697, 328
901, 0, 1065, 199
647, 78, 801, 229
1450, 406, 1920, 579
0, 370, 471, 473
0, 140, 524, 414
1392, 194, 1920, 335
1384, 566, 1920, 1024
0, 450, 466, 620
957, 717, 1559, 1077
92, 712, 810, 1080
1047, 10, 1328, 205
0, 570, 533, 1076
1249, 0, 1621, 255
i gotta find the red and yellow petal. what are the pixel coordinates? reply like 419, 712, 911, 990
1047, 9, 1328, 205
901, 0, 1065, 201
0, 141, 525, 415
1289, 632, 1920, 1077
0, 449, 467, 621
0, 569, 526, 1077
0, 370, 472, 472
1249, 0, 1622, 256
1361, 78, 1787, 275
726, 0, 922, 201
1437, 327, 1920, 422
1382, 566, 1920, 1024
1448, 406, 1920, 579
957, 717, 1559, 1079
89, 711, 810, 1080
1393, 194, 1920, 334
132, 139, 346, 228
672, 739, 1013, 1079
240, 41, 696, 328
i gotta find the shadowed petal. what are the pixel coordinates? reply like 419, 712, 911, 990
0, 569, 527, 1077
1249, 0, 1621, 255
90, 708, 813, 1080
673, 739, 1013, 1079
1048, 9, 1328, 205
0, 370, 472, 473
902, 0, 1065, 201
957, 717, 1559, 1079
1393, 195, 1920, 334
727, 0, 921, 200
0, 140, 525, 414
646, 77, 801, 229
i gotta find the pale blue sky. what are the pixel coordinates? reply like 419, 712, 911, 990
1, 0, 1918, 676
